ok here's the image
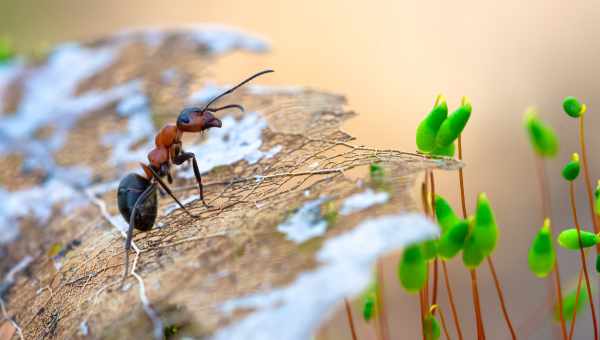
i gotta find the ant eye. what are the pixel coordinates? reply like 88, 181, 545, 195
177, 114, 190, 125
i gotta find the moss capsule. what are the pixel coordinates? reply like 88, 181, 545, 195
528, 219, 556, 278
432, 142, 455, 157
416, 95, 448, 153
361, 282, 377, 321
438, 219, 469, 260
557, 229, 600, 250
423, 312, 441, 340
563, 96, 585, 118
435, 97, 472, 149
472, 193, 498, 256
0, 37, 15, 63
422, 240, 438, 261
435, 195, 460, 233
462, 216, 485, 268
524, 110, 559, 158
562, 153, 580, 181
398, 244, 428, 292
556, 285, 589, 321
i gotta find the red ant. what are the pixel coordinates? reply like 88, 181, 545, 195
117, 70, 273, 280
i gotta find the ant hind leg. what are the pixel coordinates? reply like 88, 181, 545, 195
122, 183, 156, 285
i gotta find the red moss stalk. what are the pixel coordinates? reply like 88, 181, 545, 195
344, 298, 358, 340
568, 181, 598, 340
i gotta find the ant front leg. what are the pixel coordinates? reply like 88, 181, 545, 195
173, 151, 211, 208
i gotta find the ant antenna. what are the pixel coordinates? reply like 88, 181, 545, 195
206, 104, 245, 113
201, 69, 274, 112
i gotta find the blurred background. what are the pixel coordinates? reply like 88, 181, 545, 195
2, 0, 600, 339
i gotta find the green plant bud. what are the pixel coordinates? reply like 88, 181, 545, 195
361, 282, 377, 321
562, 153, 581, 181
423, 312, 441, 340
416, 95, 448, 153
595, 180, 600, 216
398, 244, 428, 292
563, 96, 585, 118
472, 193, 498, 256
556, 285, 589, 321
462, 216, 485, 268
422, 240, 437, 261
524, 110, 559, 158
438, 219, 469, 260
435, 97, 472, 149
528, 219, 556, 278
431, 142, 455, 157
557, 229, 600, 250
0, 37, 15, 63
597, 254, 600, 274
369, 162, 385, 183
435, 195, 460, 233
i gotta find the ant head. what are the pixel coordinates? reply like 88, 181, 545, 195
177, 107, 222, 132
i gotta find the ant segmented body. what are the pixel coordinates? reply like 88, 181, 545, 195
117, 70, 273, 281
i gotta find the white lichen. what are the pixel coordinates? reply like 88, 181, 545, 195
178, 112, 281, 178
215, 213, 439, 340
339, 189, 390, 216
277, 197, 329, 243
163, 194, 200, 215
0, 177, 89, 244
115, 25, 270, 54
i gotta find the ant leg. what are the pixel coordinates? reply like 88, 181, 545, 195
122, 183, 156, 285
147, 166, 198, 218
174, 152, 210, 208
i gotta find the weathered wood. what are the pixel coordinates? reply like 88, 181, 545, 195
0, 27, 460, 339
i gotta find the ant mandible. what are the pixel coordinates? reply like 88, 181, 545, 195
117, 69, 274, 280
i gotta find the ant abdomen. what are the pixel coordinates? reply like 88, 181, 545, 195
117, 173, 158, 231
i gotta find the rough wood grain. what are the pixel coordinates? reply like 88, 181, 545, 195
0, 27, 460, 339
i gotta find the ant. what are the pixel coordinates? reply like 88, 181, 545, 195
117, 69, 273, 281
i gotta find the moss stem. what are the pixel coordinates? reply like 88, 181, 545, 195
486, 256, 516, 339
568, 181, 598, 340
458, 135, 485, 339
420, 289, 427, 340
457, 135, 467, 218
568, 269, 584, 340
578, 115, 598, 235
376, 259, 390, 340
470, 269, 486, 339
430, 171, 439, 306
432, 305, 452, 340
553, 247, 568, 340
442, 261, 464, 340
344, 298, 358, 340
534, 155, 566, 339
